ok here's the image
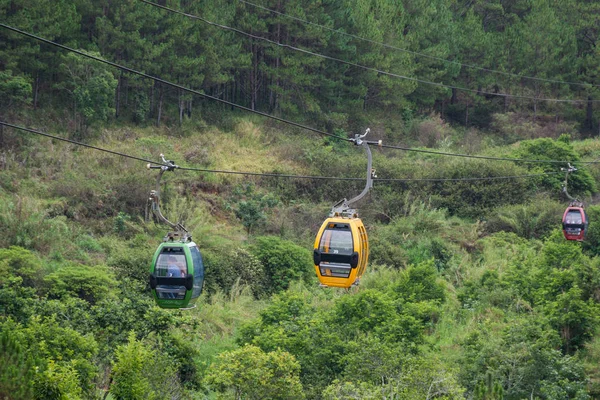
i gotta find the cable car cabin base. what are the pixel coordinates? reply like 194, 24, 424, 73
562, 206, 589, 242
313, 217, 369, 289
149, 237, 205, 309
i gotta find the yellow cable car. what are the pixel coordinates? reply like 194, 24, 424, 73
313, 216, 368, 288
313, 129, 379, 288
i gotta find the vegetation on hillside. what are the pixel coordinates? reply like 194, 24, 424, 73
3, 0, 600, 399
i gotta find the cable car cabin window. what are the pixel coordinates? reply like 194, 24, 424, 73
319, 263, 351, 278
564, 209, 586, 236
155, 248, 187, 300
565, 210, 583, 225
319, 224, 353, 255
189, 245, 204, 298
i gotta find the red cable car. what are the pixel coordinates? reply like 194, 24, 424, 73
562, 206, 588, 241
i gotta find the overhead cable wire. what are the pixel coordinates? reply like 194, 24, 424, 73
377, 142, 594, 165
0, 24, 591, 166
139, 0, 598, 103
238, 0, 596, 89
0, 121, 564, 182
0, 121, 166, 166
0, 23, 349, 144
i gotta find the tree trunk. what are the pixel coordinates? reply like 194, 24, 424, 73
178, 90, 184, 125
156, 86, 163, 127
115, 72, 121, 119
33, 72, 40, 109
586, 96, 593, 133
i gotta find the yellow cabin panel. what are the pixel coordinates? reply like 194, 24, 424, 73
313, 216, 368, 288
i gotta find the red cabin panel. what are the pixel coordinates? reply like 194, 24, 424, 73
562, 207, 588, 241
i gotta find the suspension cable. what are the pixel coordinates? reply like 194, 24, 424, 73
0, 24, 593, 165
1, 121, 563, 183
139, 0, 599, 103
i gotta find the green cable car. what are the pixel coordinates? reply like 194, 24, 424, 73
149, 235, 204, 309
146, 155, 205, 309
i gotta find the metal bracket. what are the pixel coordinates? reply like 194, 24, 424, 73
561, 163, 581, 204
329, 128, 382, 217
146, 154, 190, 240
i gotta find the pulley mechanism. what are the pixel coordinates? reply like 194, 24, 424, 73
146, 154, 190, 242
313, 128, 381, 289
329, 128, 382, 218
146, 154, 205, 309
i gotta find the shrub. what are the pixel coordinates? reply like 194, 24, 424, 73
203, 245, 266, 298
485, 197, 565, 239
250, 236, 314, 295
510, 136, 596, 198
0, 246, 44, 288
43, 264, 117, 305
417, 159, 535, 218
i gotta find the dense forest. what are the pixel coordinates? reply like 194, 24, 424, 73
3, 0, 600, 399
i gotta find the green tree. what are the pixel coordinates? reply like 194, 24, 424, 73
43, 264, 117, 305
55, 52, 118, 134
0, 246, 44, 288
474, 372, 504, 400
250, 236, 313, 294
512, 137, 596, 198
0, 330, 36, 400
230, 184, 279, 235
207, 344, 304, 400
110, 332, 181, 400
33, 360, 83, 400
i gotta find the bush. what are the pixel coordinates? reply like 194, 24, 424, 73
0, 330, 36, 400
43, 264, 117, 305
485, 197, 565, 239
203, 244, 266, 298
0, 246, 45, 288
250, 236, 314, 295
510, 136, 596, 198
415, 159, 534, 218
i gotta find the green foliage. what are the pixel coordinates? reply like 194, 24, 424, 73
0, 329, 36, 400
392, 259, 446, 304
206, 344, 304, 400
0, 246, 44, 288
6, 2, 600, 398
322, 380, 380, 400
0, 275, 38, 322
203, 244, 266, 298
581, 204, 600, 256
34, 359, 83, 400
105, 235, 155, 284
419, 159, 535, 218
250, 236, 314, 295
110, 332, 182, 400
543, 286, 600, 354
238, 292, 345, 397
55, 52, 118, 133
369, 204, 460, 269
474, 372, 503, 400
229, 184, 279, 235
485, 197, 565, 239
0, 195, 70, 253
113, 212, 131, 235
2, 316, 98, 398
0, 70, 32, 109
511, 137, 596, 197
43, 264, 117, 305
